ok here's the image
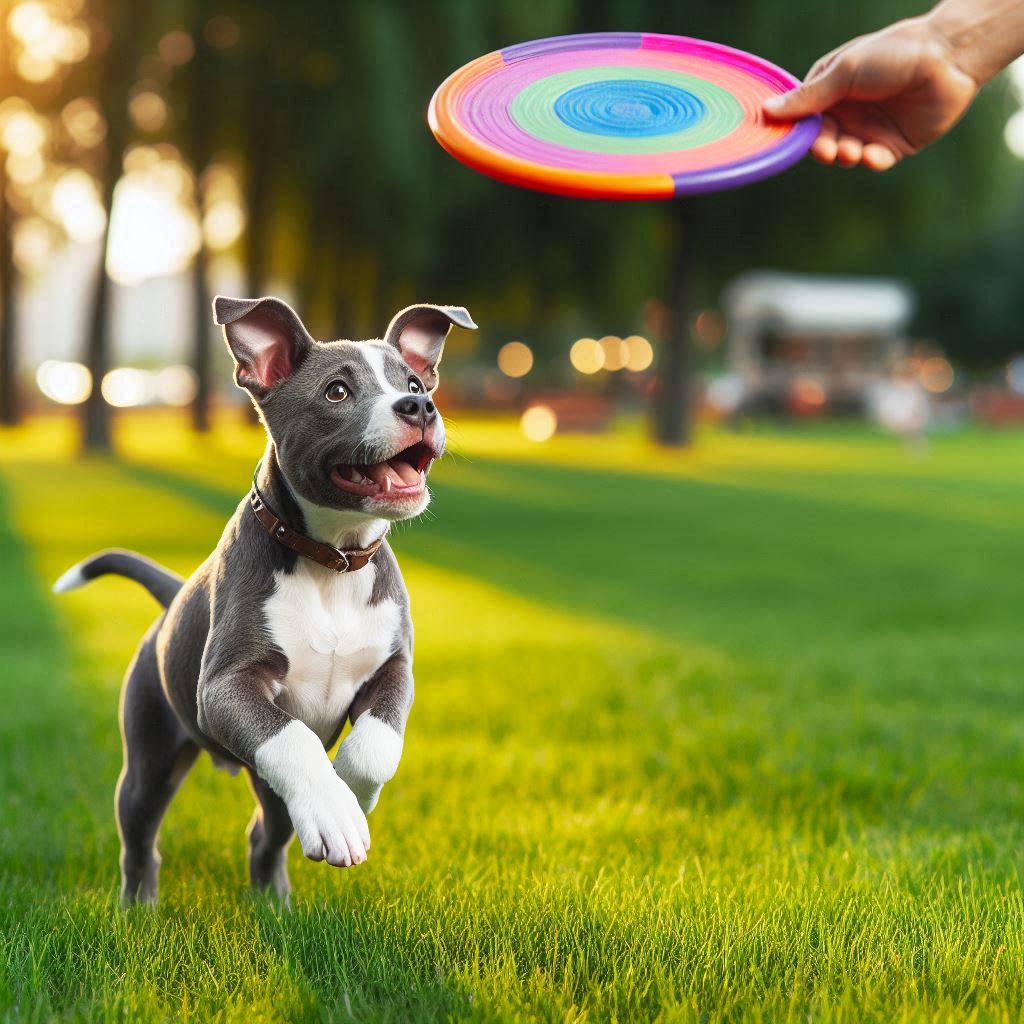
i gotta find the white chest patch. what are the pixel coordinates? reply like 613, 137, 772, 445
263, 560, 400, 744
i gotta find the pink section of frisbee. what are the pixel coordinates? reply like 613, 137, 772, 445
458, 38, 794, 176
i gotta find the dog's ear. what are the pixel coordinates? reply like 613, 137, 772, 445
383, 304, 477, 390
213, 296, 314, 397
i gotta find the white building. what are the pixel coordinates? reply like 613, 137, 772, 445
722, 272, 915, 415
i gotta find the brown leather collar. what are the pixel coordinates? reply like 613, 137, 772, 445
249, 486, 384, 574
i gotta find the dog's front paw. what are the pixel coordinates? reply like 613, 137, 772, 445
288, 775, 370, 867
254, 720, 373, 867
334, 714, 404, 815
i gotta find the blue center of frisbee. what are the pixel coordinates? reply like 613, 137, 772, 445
553, 79, 705, 138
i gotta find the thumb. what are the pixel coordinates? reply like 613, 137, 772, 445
763, 62, 852, 119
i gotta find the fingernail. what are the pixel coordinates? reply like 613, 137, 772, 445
763, 96, 784, 112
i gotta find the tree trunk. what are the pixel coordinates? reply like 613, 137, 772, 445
81, 219, 113, 450
652, 202, 697, 447
0, 161, 17, 426
188, 0, 214, 432
243, 88, 271, 299
81, 0, 142, 451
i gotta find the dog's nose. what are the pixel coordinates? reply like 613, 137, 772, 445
392, 394, 436, 429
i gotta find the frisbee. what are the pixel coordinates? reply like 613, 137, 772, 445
428, 32, 820, 200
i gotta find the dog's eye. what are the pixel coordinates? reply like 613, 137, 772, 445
325, 381, 349, 403
408, 377, 423, 394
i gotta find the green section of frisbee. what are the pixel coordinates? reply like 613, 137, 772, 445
509, 65, 744, 154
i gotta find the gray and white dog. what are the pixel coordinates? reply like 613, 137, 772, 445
54, 295, 476, 904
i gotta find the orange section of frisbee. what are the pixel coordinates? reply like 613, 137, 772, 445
428, 50, 677, 200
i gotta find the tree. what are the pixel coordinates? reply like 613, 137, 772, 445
186, 0, 214, 431
81, 0, 145, 451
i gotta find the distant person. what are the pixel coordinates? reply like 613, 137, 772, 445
763, 0, 1024, 170
869, 363, 930, 455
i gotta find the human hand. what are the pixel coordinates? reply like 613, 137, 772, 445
763, 15, 981, 170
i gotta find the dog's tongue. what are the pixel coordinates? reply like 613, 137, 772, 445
392, 459, 422, 485
364, 460, 419, 489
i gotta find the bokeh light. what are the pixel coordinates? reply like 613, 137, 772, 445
155, 366, 198, 406
201, 164, 247, 251
8, 1, 91, 80
129, 91, 168, 133
694, 309, 725, 347
8, 2, 50, 44
17, 51, 58, 82
53, 22, 89, 63
50, 169, 107, 243
36, 359, 91, 404
108, 148, 201, 284
61, 97, 106, 148
521, 404, 557, 442
158, 30, 195, 66
203, 201, 245, 250
706, 375, 745, 416
623, 335, 654, 372
6, 150, 45, 185
12, 217, 53, 275
599, 335, 627, 371
1007, 356, 1024, 395
101, 368, 154, 408
1, 110, 48, 155
497, 341, 533, 378
570, 337, 604, 374
920, 356, 954, 394
1005, 110, 1024, 160
789, 376, 826, 415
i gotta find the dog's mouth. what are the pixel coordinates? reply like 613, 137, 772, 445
329, 441, 437, 500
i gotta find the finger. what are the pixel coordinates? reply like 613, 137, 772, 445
805, 42, 849, 83
835, 134, 864, 167
862, 142, 898, 171
810, 115, 839, 163
763, 58, 853, 120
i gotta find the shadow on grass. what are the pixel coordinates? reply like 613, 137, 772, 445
0, 479, 110, 888
118, 452, 1024, 664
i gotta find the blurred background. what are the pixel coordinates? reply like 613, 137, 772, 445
0, 0, 1023, 450
6, 6, 1024, 1015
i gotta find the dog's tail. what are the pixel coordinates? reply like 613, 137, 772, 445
52, 549, 184, 609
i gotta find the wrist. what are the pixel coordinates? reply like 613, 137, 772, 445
926, 0, 1024, 86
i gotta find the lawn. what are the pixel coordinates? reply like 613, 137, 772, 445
2, 410, 1024, 1023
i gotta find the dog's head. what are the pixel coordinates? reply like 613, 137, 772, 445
214, 295, 476, 521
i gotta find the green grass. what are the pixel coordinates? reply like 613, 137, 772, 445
3, 411, 1024, 1023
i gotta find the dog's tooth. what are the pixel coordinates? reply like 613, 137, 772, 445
383, 476, 392, 494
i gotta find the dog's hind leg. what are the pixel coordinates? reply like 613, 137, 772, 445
245, 768, 293, 900
116, 630, 198, 906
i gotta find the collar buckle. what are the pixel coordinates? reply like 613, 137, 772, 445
326, 548, 351, 573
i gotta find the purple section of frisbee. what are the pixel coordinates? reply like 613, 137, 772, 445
671, 113, 820, 194
637, 33, 821, 193
501, 32, 643, 62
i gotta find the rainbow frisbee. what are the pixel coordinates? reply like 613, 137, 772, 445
428, 32, 819, 200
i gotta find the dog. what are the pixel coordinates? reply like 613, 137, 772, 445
53, 296, 476, 904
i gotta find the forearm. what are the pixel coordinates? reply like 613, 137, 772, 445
333, 653, 413, 813
928, 0, 1024, 84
